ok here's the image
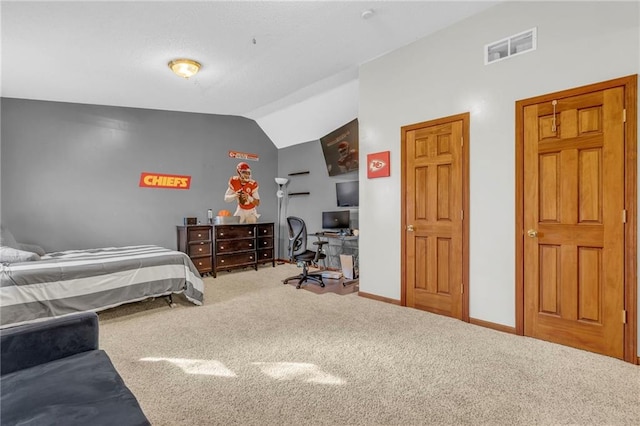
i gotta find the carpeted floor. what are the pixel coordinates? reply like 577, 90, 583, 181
98, 264, 640, 426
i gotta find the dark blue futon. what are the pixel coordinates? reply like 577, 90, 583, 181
1, 312, 150, 426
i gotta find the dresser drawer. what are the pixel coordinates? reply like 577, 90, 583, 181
192, 256, 212, 273
257, 224, 273, 237
216, 252, 256, 268
188, 241, 211, 257
216, 239, 254, 253
215, 225, 255, 239
257, 248, 273, 262
188, 228, 211, 242
257, 237, 273, 249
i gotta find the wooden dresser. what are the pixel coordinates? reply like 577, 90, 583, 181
176, 225, 213, 276
213, 222, 274, 277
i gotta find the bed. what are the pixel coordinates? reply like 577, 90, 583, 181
0, 245, 204, 329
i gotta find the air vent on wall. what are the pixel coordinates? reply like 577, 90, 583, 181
485, 27, 537, 65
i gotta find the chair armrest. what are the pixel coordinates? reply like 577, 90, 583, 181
0, 312, 99, 375
312, 241, 328, 263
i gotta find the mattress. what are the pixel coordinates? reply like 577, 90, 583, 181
0, 245, 204, 328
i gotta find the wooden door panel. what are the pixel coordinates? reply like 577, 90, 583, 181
578, 148, 602, 223
538, 244, 560, 315
523, 86, 625, 359
578, 246, 602, 322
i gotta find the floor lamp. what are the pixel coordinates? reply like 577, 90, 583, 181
275, 177, 289, 262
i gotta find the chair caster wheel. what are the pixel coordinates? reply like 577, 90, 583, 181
320, 283, 325, 288
296, 284, 301, 289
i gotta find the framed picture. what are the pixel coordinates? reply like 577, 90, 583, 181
320, 118, 359, 176
367, 151, 390, 178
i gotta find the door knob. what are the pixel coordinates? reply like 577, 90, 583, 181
527, 229, 538, 238
407, 225, 415, 232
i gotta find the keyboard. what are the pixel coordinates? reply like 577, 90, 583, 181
318, 232, 343, 237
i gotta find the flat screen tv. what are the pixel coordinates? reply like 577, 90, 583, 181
322, 211, 350, 230
336, 181, 359, 207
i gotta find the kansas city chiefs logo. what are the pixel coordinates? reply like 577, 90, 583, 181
369, 159, 386, 172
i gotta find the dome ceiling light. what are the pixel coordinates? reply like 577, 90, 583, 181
168, 59, 201, 79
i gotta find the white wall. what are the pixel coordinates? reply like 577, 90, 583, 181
358, 1, 639, 331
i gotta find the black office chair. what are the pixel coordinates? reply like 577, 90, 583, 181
282, 216, 328, 289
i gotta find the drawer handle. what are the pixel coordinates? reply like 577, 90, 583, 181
249, 244, 253, 247
264, 253, 268, 257
220, 246, 224, 250
221, 260, 225, 263
263, 241, 267, 245
220, 232, 224, 236
197, 233, 202, 238
248, 231, 253, 235
198, 262, 202, 266
249, 256, 253, 260
198, 248, 203, 252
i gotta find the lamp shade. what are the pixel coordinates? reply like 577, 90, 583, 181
168, 59, 201, 78
275, 177, 289, 185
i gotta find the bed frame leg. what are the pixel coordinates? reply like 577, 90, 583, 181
166, 294, 177, 308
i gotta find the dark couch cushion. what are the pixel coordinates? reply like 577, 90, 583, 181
0, 312, 100, 376
1, 349, 149, 426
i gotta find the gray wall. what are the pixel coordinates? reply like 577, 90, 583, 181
1, 98, 279, 251
276, 140, 358, 257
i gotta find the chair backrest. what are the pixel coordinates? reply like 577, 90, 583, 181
286, 216, 308, 259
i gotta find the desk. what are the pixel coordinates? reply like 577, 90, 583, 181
311, 232, 358, 275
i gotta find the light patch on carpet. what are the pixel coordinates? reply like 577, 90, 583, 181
252, 362, 346, 385
140, 357, 236, 377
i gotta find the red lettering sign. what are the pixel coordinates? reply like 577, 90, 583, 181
139, 172, 191, 189
228, 151, 259, 161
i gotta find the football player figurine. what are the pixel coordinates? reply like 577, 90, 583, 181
224, 162, 261, 223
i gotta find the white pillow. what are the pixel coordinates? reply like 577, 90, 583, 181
0, 226, 19, 249
0, 246, 41, 263
17, 243, 46, 256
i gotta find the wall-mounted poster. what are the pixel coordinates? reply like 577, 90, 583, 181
367, 151, 390, 179
320, 118, 359, 176
228, 150, 259, 161
223, 161, 261, 224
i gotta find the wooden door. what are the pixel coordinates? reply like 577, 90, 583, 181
522, 87, 625, 358
402, 114, 469, 320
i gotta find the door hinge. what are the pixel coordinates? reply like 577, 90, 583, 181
461, 210, 464, 220
623, 109, 626, 123
461, 137, 464, 147
622, 209, 627, 223
461, 283, 464, 295
622, 310, 627, 324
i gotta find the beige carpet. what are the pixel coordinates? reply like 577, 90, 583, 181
98, 264, 640, 426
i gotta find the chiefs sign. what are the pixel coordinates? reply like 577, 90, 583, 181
367, 151, 391, 179
228, 150, 259, 161
139, 172, 191, 189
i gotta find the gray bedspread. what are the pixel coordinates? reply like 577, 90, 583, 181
0, 245, 204, 328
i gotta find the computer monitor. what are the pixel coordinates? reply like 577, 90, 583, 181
322, 211, 350, 230
336, 181, 359, 207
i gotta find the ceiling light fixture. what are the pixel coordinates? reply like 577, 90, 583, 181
361, 9, 374, 20
168, 59, 201, 79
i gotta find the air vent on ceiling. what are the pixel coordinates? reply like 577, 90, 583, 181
485, 27, 537, 65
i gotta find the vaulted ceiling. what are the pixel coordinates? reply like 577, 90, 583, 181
1, 1, 499, 147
